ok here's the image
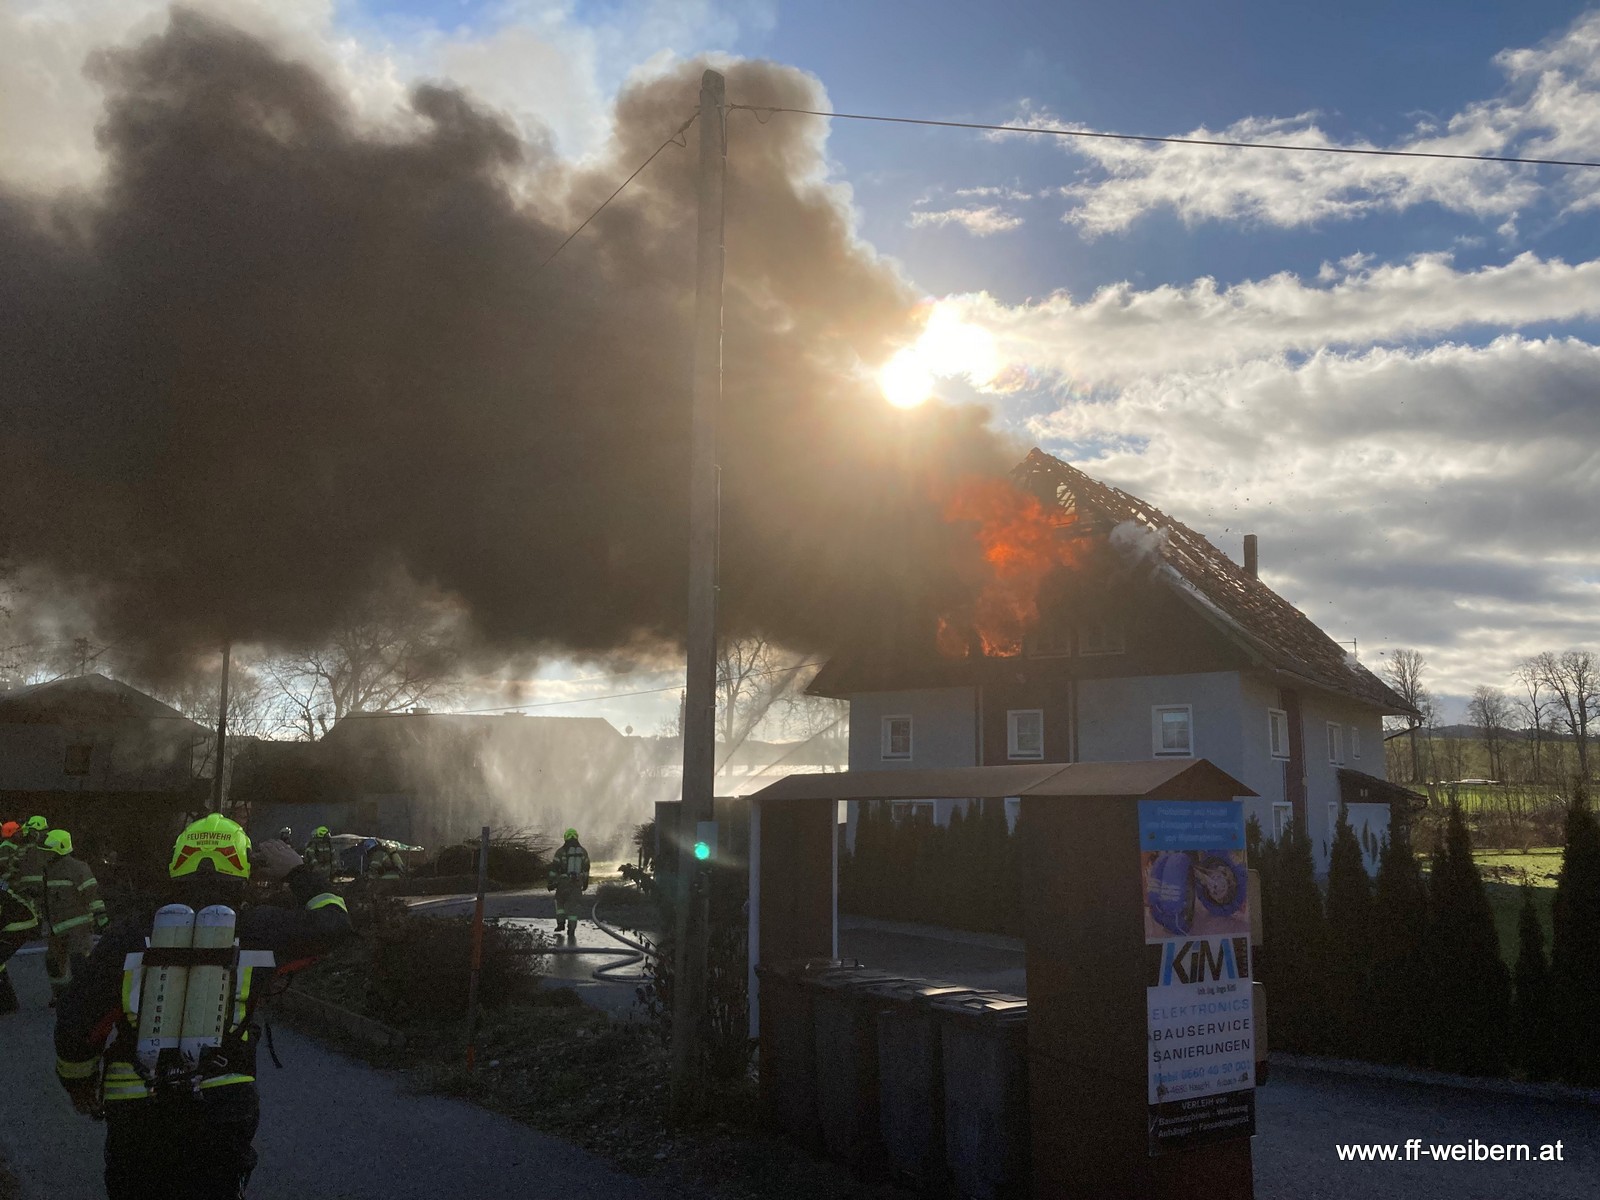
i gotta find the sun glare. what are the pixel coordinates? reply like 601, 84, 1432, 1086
877, 306, 1002, 408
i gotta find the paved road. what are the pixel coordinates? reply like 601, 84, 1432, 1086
0, 950, 666, 1200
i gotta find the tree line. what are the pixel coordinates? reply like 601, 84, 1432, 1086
1254, 793, 1600, 1083
1384, 647, 1598, 788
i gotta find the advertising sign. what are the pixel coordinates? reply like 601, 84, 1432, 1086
1139, 799, 1255, 1156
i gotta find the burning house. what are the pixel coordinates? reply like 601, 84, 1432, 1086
811, 449, 1420, 874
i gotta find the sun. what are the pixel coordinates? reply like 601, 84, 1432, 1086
876, 306, 1002, 408
880, 347, 935, 408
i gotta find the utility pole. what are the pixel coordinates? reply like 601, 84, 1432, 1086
210, 638, 231, 813
669, 67, 725, 1119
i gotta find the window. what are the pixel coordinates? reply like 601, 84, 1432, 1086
1152, 705, 1193, 757
1272, 801, 1294, 841
1076, 617, 1126, 656
882, 715, 913, 761
1268, 709, 1289, 759
1350, 726, 1362, 760
63, 743, 92, 776
1328, 802, 1342, 841
1326, 722, 1343, 765
1027, 611, 1072, 658
1007, 710, 1044, 760
890, 800, 934, 825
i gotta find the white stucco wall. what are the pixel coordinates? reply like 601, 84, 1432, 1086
1297, 689, 1388, 873
844, 688, 977, 845
1076, 672, 1245, 774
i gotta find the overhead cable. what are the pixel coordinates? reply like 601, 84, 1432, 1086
729, 104, 1600, 170
533, 110, 700, 274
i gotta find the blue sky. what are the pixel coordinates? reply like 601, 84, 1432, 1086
5, 0, 1600, 728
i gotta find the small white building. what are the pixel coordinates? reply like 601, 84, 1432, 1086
811, 450, 1421, 874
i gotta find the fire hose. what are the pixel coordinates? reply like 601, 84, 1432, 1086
508, 898, 657, 983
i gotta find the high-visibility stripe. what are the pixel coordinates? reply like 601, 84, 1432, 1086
51, 914, 93, 934
2, 917, 38, 933
56, 1057, 99, 1080
47, 879, 76, 889
77, 878, 98, 891
198, 1074, 253, 1090
306, 892, 347, 912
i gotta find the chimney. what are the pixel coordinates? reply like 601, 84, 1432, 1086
1243, 534, 1258, 579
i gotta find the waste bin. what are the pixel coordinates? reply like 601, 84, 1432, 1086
756, 959, 843, 1148
868, 979, 986, 1192
808, 968, 910, 1170
934, 991, 1030, 1200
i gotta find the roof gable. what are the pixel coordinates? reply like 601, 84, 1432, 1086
0, 673, 207, 732
1013, 450, 1411, 713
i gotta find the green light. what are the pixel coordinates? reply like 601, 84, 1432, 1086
693, 840, 711, 861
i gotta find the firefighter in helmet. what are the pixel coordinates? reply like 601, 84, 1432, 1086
40, 829, 107, 1001
302, 825, 338, 877
546, 828, 590, 938
0, 820, 40, 1015
55, 814, 351, 1200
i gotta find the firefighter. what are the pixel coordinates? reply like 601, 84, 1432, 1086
7, 816, 50, 901
1, 867, 40, 1016
302, 825, 337, 877
363, 839, 404, 890
546, 828, 590, 938
55, 814, 351, 1200
40, 829, 107, 1001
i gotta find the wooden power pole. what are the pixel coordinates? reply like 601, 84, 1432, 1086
669, 68, 726, 1118
210, 638, 231, 813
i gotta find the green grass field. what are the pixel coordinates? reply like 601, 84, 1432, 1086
1465, 848, 1562, 964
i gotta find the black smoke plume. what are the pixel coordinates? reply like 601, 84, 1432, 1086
0, 10, 1015, 671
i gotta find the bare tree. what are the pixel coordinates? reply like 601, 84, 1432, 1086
713, 636, 813, 769
1534, 649, 1598, 782
1383, 649, 1432, 783
152, 652, 280, 786
1467, 685, 1512, 782
1513, 658, 1554, 784
267, 593, 462, 740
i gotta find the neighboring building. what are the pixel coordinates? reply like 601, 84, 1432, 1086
811, 450, 1420, 874
0, 673, 211, 874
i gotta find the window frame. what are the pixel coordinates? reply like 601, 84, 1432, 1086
63, 743, 93, 777
1328, 801, 1342, 842
1326, 721, 1343, 765
1267, 708, 1290, 760
881, 714, 913, 761
1152, 704, 1194, 758
1350, 726, 1362, 760
1007, 709, 1045, 760
1272, 801, 1294, 842
1076, 616, 1127, 657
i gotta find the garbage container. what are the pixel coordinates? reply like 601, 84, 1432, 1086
807, 968, 910, 1170
934, 991, 1030, 1200
868, 979, 986, 1192
756, 959, 842, 1147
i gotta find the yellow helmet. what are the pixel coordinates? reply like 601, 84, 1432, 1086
24, 815, 48, 833
563, 828, 579, 843
169, 814, 252, 880
43, 829, 73, 855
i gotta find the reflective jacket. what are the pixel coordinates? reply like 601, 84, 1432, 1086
43, 854, 106, 937
54, 866, 351, 1111
303, 837, 337, 875
7, 841, 47, 906
365, 848, 403, 880
548, 841, 590, 890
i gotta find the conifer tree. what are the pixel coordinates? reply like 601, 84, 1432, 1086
1425, 802, 1511, 1075
1261, 815, 1327, 1052
1369, 823, 1429, 1065
1550, 783, 1600, 1085
1512, 883, 1557, 1080
1324, 805, 1374, 1057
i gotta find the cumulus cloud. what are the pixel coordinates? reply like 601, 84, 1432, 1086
1027, 335, 1600, 696
947, 251, 1600, 386
908, 204, 1024, 235
1024, 11, 1600, 234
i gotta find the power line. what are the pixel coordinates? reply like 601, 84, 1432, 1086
729, 104, 1600, 170
533, 111, 700, 274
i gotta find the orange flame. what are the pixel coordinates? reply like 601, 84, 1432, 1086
938, 478, 1084, 657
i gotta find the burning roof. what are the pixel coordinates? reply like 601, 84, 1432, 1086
811, 449, 1412, 714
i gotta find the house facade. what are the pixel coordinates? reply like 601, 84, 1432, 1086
816, 451, 1419, 874
0, 673, 211, 874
